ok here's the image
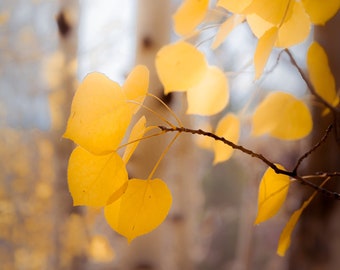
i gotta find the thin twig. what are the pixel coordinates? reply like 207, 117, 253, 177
284, 49, 337, 113
293, 124, 333, 174
159, 125, 340, 200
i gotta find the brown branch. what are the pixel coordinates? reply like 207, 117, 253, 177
285, 49, 337, 112
293, 124, 333, 174
158, 125, 340, 200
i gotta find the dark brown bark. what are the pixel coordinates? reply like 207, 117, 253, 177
288, 12, 340, 270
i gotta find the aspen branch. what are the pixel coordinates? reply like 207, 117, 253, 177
158, 125, 340, 200
293, 124, 333, 174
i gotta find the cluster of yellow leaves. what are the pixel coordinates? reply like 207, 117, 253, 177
156, 41, 229, 116
64, 66, 172, 242
173, 0, 340, 78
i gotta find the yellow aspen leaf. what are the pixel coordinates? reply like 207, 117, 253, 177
254, 165, 290, 225
63, 72, 132, 155
155, 41, 208, 94
247, 2, 310, 48
211, 14, 246, 49
307, 42, 339, 107
247, 0, 294, 25
213, 113, 240, 164
302, 0, 340, 25
217, 0, 253, 13
254, 27, 278, 79
277, 178, 328, 256
122, 116, 147, 164
276, 1, 310, 47
104, 179, 172, 243
173, 0, 209, 36
186, 66, 229, 115
68, 146, 128, 207
122, 65, 149, 114
252, 92, 312, 140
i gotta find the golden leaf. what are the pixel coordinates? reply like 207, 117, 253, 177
254, 27, 278, 79
213, 113, 240, 164
252, 92, 312, 140
247, 0, 294, 25
211, 14, 246, 49
173, 0, 209, 36
217, 0, 253, 13
68, 146, 128, 207
155, 41, 207, 94
307, 42, 339, 107
247, 2, 310, 48
104, 179, 172, 242
122, 65, 149, 114
254, 165, 290, 225
63, 72, 132, 155
277, 178, 328, 256
186, 66, 229, 115
302, 0, 340, 25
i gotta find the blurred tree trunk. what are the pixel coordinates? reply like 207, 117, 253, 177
0, 0, 83, 269
113, 1, 204, 269
288, 12, 340, 270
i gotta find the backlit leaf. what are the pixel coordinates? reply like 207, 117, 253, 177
155, 41, 208, 94
254, 27, 278, 79
307, 42, 339, 107
173, 0, 209, 36
217, 0, 253, 13
122, 65, 149, 114
68, 146, 128, 207
213, 113, 240, 164
277, 179, 328, 256
254, 165, 290, 225
247, 0, 294, 25
252, 92, 312, 140
104, 179, 172, 242
302, 0, 340, 25
122, 116, 147, 164
63, 72, 132, 155
211, 14, 246, 49
186, 66, 229, 115
275, 2, 310, 47
247, 2, 310, 48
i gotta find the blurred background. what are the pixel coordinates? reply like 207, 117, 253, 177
1, 0, 340, 269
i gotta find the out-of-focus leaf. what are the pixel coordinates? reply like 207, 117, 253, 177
247, 2, 310, 48
276, 2, 310, 47
302, 0, 340, 25
122, 116, 147, 164
104, 179, 172, 242
213, 113, 240, 164
186, 66, 229, 115
63, 72, 132, 155
173, 0, 209, 36
122, 65, 149, 114
211, 14, 246, 49
254, 165, 290, 225
217, 0, 253, 13
254, 27, 278, 79
155, 41, 207, 94
68, 146, 128, 207
252, 92, 312, 140
307, 42, 339, 107
247, 0, 294, 25
277, 178, 327, 256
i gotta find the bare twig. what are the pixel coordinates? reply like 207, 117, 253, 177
293, 124, 333, 174
285, 49, 337, 112
158, 125, 340, 200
